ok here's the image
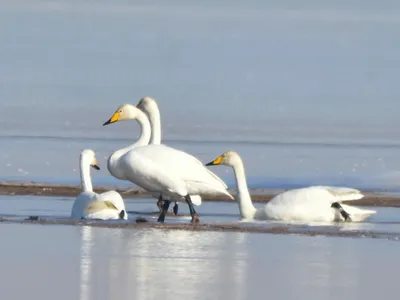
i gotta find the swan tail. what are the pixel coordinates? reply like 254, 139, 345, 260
221, 189, 234, 200
190, 195, 202, 206
340, 204, 376, 222
206, 188, 233, 200
331, 202, 376, 222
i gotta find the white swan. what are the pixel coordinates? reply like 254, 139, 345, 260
71, 149, 128, 220
103, 104, 233, 223
136, 97, 226, 215
206, 151, 376, 223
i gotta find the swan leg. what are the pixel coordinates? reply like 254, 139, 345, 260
331, 202, 352, 221
185, 195, 199, 223
157, 200, 170, 223
173, 202, 179, 215
156, 195, 163, 212
119, 210, 125, 220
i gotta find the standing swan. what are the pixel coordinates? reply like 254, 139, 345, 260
136, 97, 227, 215
136, 97, 178, 214
71, 149, 128, 220
103, 104, 233, 223
206, 151, 376, 222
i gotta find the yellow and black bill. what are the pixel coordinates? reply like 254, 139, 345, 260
103, 111, 120, 126
205, 155, 223, 166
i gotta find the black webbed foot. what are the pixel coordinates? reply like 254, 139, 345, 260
157, 200, 170, 223
331, 202, 351, 221
156, 195, 163, 212
173, 202, 179, 215
185, 195, 200, 223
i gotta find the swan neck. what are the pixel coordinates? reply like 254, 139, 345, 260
232, 159, 256, 219
80, 158, 93, 192
107, 110, 151, 179
148, 106, 161, 145
135, 111, 152, 147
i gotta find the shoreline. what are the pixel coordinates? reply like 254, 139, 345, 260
0, 217, 398, 240
0, 181, 400, 207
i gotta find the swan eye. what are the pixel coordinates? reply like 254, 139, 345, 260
119, 110, 122, 113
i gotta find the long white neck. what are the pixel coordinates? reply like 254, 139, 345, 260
147, 105, 161, 145
80, 157, 93, 192
134, 110, 152, 147
108, 110, 151, 177
231, 157, 256, 219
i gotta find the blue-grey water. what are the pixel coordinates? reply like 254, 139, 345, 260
1, 2, 400, 299
0, 194, 400, 300
1, 1, 400, 191
1, 222, 399, 300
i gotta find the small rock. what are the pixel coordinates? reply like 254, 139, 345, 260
135, 217, 148, 223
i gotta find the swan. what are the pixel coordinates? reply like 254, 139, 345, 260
206, 151, 376, 223
103, 104, 233, 223
136, 97, 226, 215
136, 96, 178, 214
71, 149, 128, 220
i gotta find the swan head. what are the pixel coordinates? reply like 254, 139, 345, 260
205, 151, 241, 167
136, 96, 158, 114
103, 104, 142, 126
80, 149, 100, 170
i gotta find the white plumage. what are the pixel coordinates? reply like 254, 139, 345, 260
103, 104, 232, 222
71, 149, 128, 220
136, 97, 217, 209
206, 151, 375, 223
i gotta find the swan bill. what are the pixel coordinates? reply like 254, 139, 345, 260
103, 111, 120, 126
205, 155, 223, 166
91, 158, 100, 170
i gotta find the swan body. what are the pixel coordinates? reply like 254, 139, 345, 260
71, 149, 128, 220
103, 104, 232, 222
136, 97, 206, 210
206, 151, 375, 223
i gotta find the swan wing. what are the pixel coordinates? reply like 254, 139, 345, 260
159, 144, 227, 188
268, 187, 336, 207
85, 201, 125, 220
121, 150, 189, 197
132, 144, 231, 197
98, 191, 127, 213
86, 200, 118, 213
189, 195, 202, 206
314, 186, 364, 201
265, 187, 342, 221
71, 192, 125, 220
264, 187, 372, 222
204, 168, 228, 188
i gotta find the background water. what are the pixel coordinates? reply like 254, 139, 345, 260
1, 1, 400, 190
1, 222, 399, 300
